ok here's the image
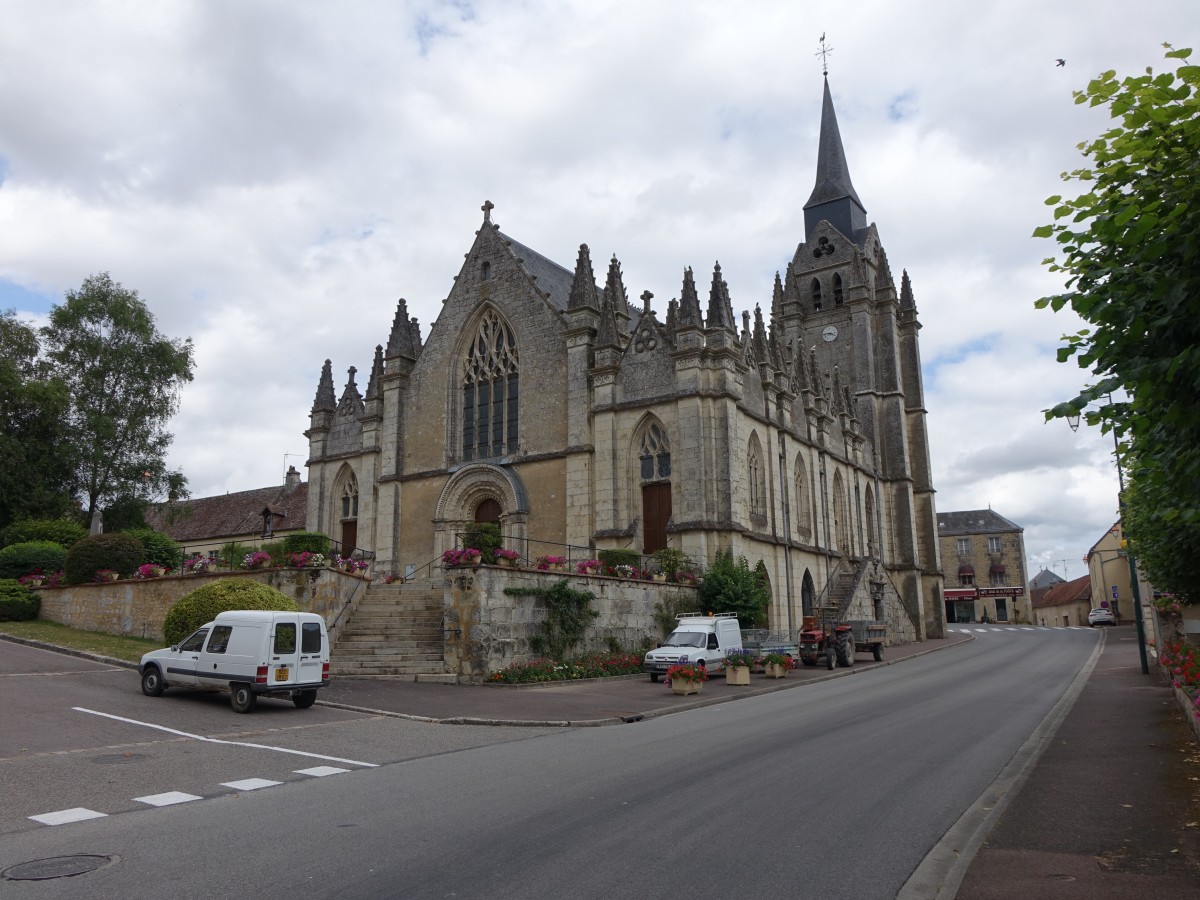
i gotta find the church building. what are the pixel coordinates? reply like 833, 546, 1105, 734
304, 77, 946, 642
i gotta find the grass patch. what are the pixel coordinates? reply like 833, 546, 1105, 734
0, 620, 161, 663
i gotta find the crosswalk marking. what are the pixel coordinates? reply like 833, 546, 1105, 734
295, 766, 350, 777
28, 808, 107, 826
135, 791, 202, 807
31, 767, 355, 826
222, 778, 283, 791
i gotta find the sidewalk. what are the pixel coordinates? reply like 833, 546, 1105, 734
317, 632, 970, 725
954, 625, 1200, 898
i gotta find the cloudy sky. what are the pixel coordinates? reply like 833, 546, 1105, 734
1, 1, 1193, 580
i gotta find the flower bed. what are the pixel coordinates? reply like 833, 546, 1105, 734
487, 652, 644, 683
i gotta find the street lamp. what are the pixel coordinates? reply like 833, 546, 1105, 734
1068, 408, 1149, 674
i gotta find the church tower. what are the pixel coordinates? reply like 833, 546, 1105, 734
784, 75, 944, 636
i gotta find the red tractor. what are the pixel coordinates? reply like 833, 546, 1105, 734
798, 608, 886, 669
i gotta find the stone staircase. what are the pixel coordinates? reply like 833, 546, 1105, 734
329, 581, 447, 678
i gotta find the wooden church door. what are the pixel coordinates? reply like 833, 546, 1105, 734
642, 483, 671, 554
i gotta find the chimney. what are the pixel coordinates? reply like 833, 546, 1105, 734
285, 465, 301, 489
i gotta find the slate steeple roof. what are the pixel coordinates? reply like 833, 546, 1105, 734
803, 77, 869, 243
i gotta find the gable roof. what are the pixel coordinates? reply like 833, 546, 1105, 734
145, 482, 309, 543
497, 232, 575, 311
1029, 568, 1066, 590
937, 509, 1023, 536
1032, 574, 1091, 609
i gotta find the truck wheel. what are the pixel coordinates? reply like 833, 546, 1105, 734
293, 689, 318, 709
825, 646, 835, 670
835, 631, 854, 667
141, 666, 165, 697
230, 683, 257, 714
872, 643, 884, 662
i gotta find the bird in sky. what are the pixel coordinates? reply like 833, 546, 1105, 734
1056, 58, 1066, 66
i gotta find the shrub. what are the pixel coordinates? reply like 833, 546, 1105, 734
63, 533, 143, 584
0, 579, 40, 621
123, 528, 184, 571
283, 532, 330, 555
163, 578, 301, 645
698, 549, 770, 628
216, 541, 253, 569
0, 541, 69, 579
260, 540, 288, 564
462, 523, 502, 560
599, 548, 640, 571
652, 547, 693, 579
1, 518, 87, 550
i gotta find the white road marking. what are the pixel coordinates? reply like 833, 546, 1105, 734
222, 778, 283, 791
135, 791, 202, 807
295, 766, 349, 777
72, 707, 378, 768
29, 807, 107, 826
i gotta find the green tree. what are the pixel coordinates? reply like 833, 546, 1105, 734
41, 273, 195, 523
698, 549, 770, 627
0, 310, 77, 528
1035, 45, 1200, 601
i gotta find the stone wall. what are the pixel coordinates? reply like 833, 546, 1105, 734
442, 565, 698, 678
33, 570, 369, 642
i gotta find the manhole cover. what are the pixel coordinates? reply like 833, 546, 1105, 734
2, 855, 117, 881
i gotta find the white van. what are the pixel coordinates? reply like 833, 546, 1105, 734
643, 613, 742, 682
139, 610, 331, 713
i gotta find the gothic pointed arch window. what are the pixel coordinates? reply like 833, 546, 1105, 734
462, 309, 519, 461
864, 485, 877, 558
337, 470, 359, 554
794, 453, 812, 540
833, 272, 844, 306
748, 433, 767, 523
810, 278, 823, 312
635, 419, 671, 553
831, 470, 848, 555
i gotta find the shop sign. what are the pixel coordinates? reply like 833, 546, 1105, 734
978, 586, 1025, 597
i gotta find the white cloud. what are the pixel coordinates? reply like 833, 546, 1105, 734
1, 0, 1193, 580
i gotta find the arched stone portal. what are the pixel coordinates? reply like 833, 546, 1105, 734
433, 464, 529, 556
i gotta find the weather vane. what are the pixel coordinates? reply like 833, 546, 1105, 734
816, 32, 833, 76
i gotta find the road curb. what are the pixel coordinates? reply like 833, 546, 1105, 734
897, 628, 1106, 900
0, 632, 136, 670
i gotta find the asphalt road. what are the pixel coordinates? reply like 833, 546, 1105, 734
0, 628, 1101, 898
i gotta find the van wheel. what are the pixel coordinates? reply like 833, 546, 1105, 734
293, 690, 318, 709
649, 673, 660, 683
141, 666, 165, 697
230, 683, 257, 714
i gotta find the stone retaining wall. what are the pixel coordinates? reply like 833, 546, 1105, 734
443, 566, 698, 678
33, 569, 368, 642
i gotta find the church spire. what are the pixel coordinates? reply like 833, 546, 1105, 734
677, 266, 703, 328
568, 244, 600, 310
803, 78, 868, 242
312, 359, 336, 412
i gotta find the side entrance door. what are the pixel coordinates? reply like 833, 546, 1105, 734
642, 483, 671, 554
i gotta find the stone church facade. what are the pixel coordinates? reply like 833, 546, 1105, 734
304, 78, 945, 642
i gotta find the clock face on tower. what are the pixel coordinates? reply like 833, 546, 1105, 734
822, 325, 839, 342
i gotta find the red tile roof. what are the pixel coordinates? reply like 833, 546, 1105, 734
145, 482, 309, 543
1032, 574, 1091, 609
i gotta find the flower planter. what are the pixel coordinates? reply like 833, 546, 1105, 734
725, 666, 750, 685
96, 571, 119, 582
764, 663, 789, 679
671, 680, 703, 696
652, 573, 667, 583
497, 557, 516, 567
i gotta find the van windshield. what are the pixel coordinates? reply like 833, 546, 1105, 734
663, 631, 706, 648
